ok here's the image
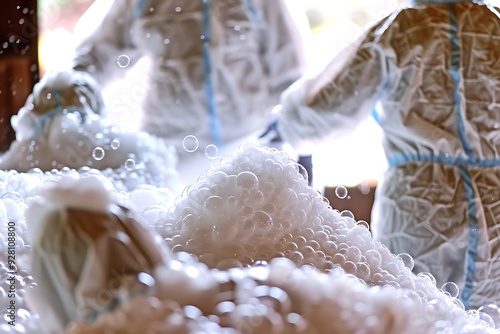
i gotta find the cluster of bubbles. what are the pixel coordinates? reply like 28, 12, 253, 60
0, 164, 178, 334
135, 143, 499, 333
65, 256, 432, 334
0, 179, 41, 333
72, 116, 179, 192
0, 144, 500, 333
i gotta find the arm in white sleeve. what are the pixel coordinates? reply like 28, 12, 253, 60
72, 0, 143, 86
277, 21, 389, 156
257, 0, 309, 97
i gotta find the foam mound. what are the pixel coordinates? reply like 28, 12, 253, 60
0, 144, 499, 333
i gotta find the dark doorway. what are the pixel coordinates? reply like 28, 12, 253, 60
0, 0, 39, 152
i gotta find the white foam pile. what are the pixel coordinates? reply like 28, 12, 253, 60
1, 144, 500, 333
0, 112, 180, 193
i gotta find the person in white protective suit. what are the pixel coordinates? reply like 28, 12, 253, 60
0, 70, 180, 192
273, 0, 500, 310
70, 0, 308, 187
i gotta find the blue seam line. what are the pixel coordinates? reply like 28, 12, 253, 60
458, 166, 478, 310
448, 4, 474, 158
387, 4, 480, 308
370, 10, 401, 124
36, 89, 62, 135
370, 78, 389, 125
448, 4, 478, 308
388, 151, 482, 310
246, 0, 261, 27
202, 0, 223, 147
36, 107, 61, 135
370, 66, 390, 125
388, 153, 500, 168
370, 108, 381, 125
133, 0, 148, 19
35, 108, 87, 137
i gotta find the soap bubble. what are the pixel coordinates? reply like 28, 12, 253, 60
289, 251, 304, 265
2, 191, 23, 202
183, 135, 199, 152
335, 185, 348, 199
478, 312, 496, 328
397, 253, 415, 271
340, 210, 355, 220
478, 304, 500, 328
357, 220, 370, 229
236, 171, 259, 190
417, 272, 436, 286
111, 139, 120, 150
124, 158, 136, 171
204, 196, 224, 216
117, 55, 131, 68
92, 147, 105, 161
441, 282, 459, 298
205, 144, 218, 159
297, 163, 309, 182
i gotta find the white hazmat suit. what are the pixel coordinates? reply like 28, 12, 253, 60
277, 0, 500, 309
72, 0, 307, 186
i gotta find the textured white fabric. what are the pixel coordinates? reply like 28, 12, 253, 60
72, 0, 308, 156
26, 176, 170, 332
278, 0, 500, 309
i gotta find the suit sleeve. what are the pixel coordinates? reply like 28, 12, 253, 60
72, 0, 143, 86
277, 20, 389, 155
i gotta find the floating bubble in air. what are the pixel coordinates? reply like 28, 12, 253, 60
117, 55, 131, 68
183, 135, 199, 152
335, 185, 348, 199
92, 147, 105, 161
124, 158, 136, 171
205, 145, 218, 159
111, 139, 120, 150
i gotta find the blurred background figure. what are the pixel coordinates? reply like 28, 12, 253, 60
273, 0, 500, 310
66, 0, 309, 188
0, 70, 180, 192
37, 0, 394, 195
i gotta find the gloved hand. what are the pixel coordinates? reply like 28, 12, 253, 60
297, 155, 313, 186
258, 117, 283, 144
259, 116, 314, 186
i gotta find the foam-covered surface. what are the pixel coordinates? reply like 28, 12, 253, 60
1, 145, 499, 333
